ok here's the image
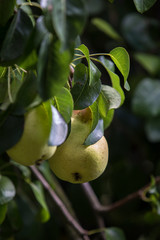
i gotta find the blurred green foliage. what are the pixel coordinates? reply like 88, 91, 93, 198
0, 0, 160, 240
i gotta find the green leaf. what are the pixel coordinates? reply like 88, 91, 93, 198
0, 204, 7, 224
133, 0, 157, 13
0, 77, 8, 103
0, 8, 33, 65
101, 85, 121, 110
132, 78, 160, 118
99, 56, 125, 105
48, 105, 68, 146
0, 112, 24, 154
109, 47, 130, 90
29, 181, 50, 223
105, 227, 126, 240
77, 44, 101, 86
13, 71, 40, 115
145, 117, 160, 142
7, 200, 22, 230
37, 35, 71, 100
11, 161, 31, 180
53, 87, 74, 123
71, 63, 101, 109
92, 18, 122, 41
42, 0, 86, 50
134, 53, 160, 75
0, 175, 16, 205
97, 89, 115, 129
0, 0, 15, 26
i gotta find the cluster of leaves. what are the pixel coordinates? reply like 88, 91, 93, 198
0, 0, 130, 239
0, 0, 160, 240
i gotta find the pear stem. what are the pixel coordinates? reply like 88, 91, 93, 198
30, 166, 90, 240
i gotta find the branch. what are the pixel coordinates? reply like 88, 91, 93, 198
81, 183, 106, 240
85, 176, 160, 214
98, 176, 160, 213
30, 166, 90, 240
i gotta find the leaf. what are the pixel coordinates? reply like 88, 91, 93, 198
97, 88, 115, 129
0, 175, 16, 205
132, 78, 160, 118
145, 117, 160, 142
77, 44, 102, 86
0, 0, 15, 26
37, 34, 71, 100
42, 0, 86, 50
109, 47, 130, 90
48, 105, 68, 146
29, 181, 50, 223
53, 87, 74, 123
0, 204, 7, 224
0, 112, 24, 154
92, 18, 122, 41
0, 8, 33, 64
121, 13, 157, 52
133, 0, 157, 13
84, 119, 104, 145
71, 63, 101, 109
105, 227, 126, 240
13, 71, 39, 115
101, 85, 121, 110
134, 53, 160, 75
99, 56, 125, 105
0, 77, 8, 103
7, 200, 22, 230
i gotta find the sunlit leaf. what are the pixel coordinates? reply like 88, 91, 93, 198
109, 47, 130, 90
53, 87, 74, 123
99, 56, 125, 105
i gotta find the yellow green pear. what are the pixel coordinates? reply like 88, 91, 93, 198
49, 108, 109, 183
7, 103, 57, 166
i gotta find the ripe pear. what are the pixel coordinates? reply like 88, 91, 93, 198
49, 108, 109, 183
7, 103, 57, 166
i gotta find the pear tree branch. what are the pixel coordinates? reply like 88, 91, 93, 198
30, 166, 90, 240
81, 177, 160, 214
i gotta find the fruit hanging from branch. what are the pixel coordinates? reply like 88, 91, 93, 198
49, 108, 109, 184
7, 103, 57, 166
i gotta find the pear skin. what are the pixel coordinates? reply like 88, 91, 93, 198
49, 108, 109, 183
7, 104, 57, 166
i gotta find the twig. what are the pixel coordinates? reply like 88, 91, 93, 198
98, 176, 160, 213
81, 183, 106, 240
85, 176, 160, 213
30, 166, 90, 240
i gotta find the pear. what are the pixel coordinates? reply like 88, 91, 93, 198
7, 103, 57, 166
49, 108, 109, 183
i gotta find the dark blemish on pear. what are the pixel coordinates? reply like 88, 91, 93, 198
72, 172, 82, 181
